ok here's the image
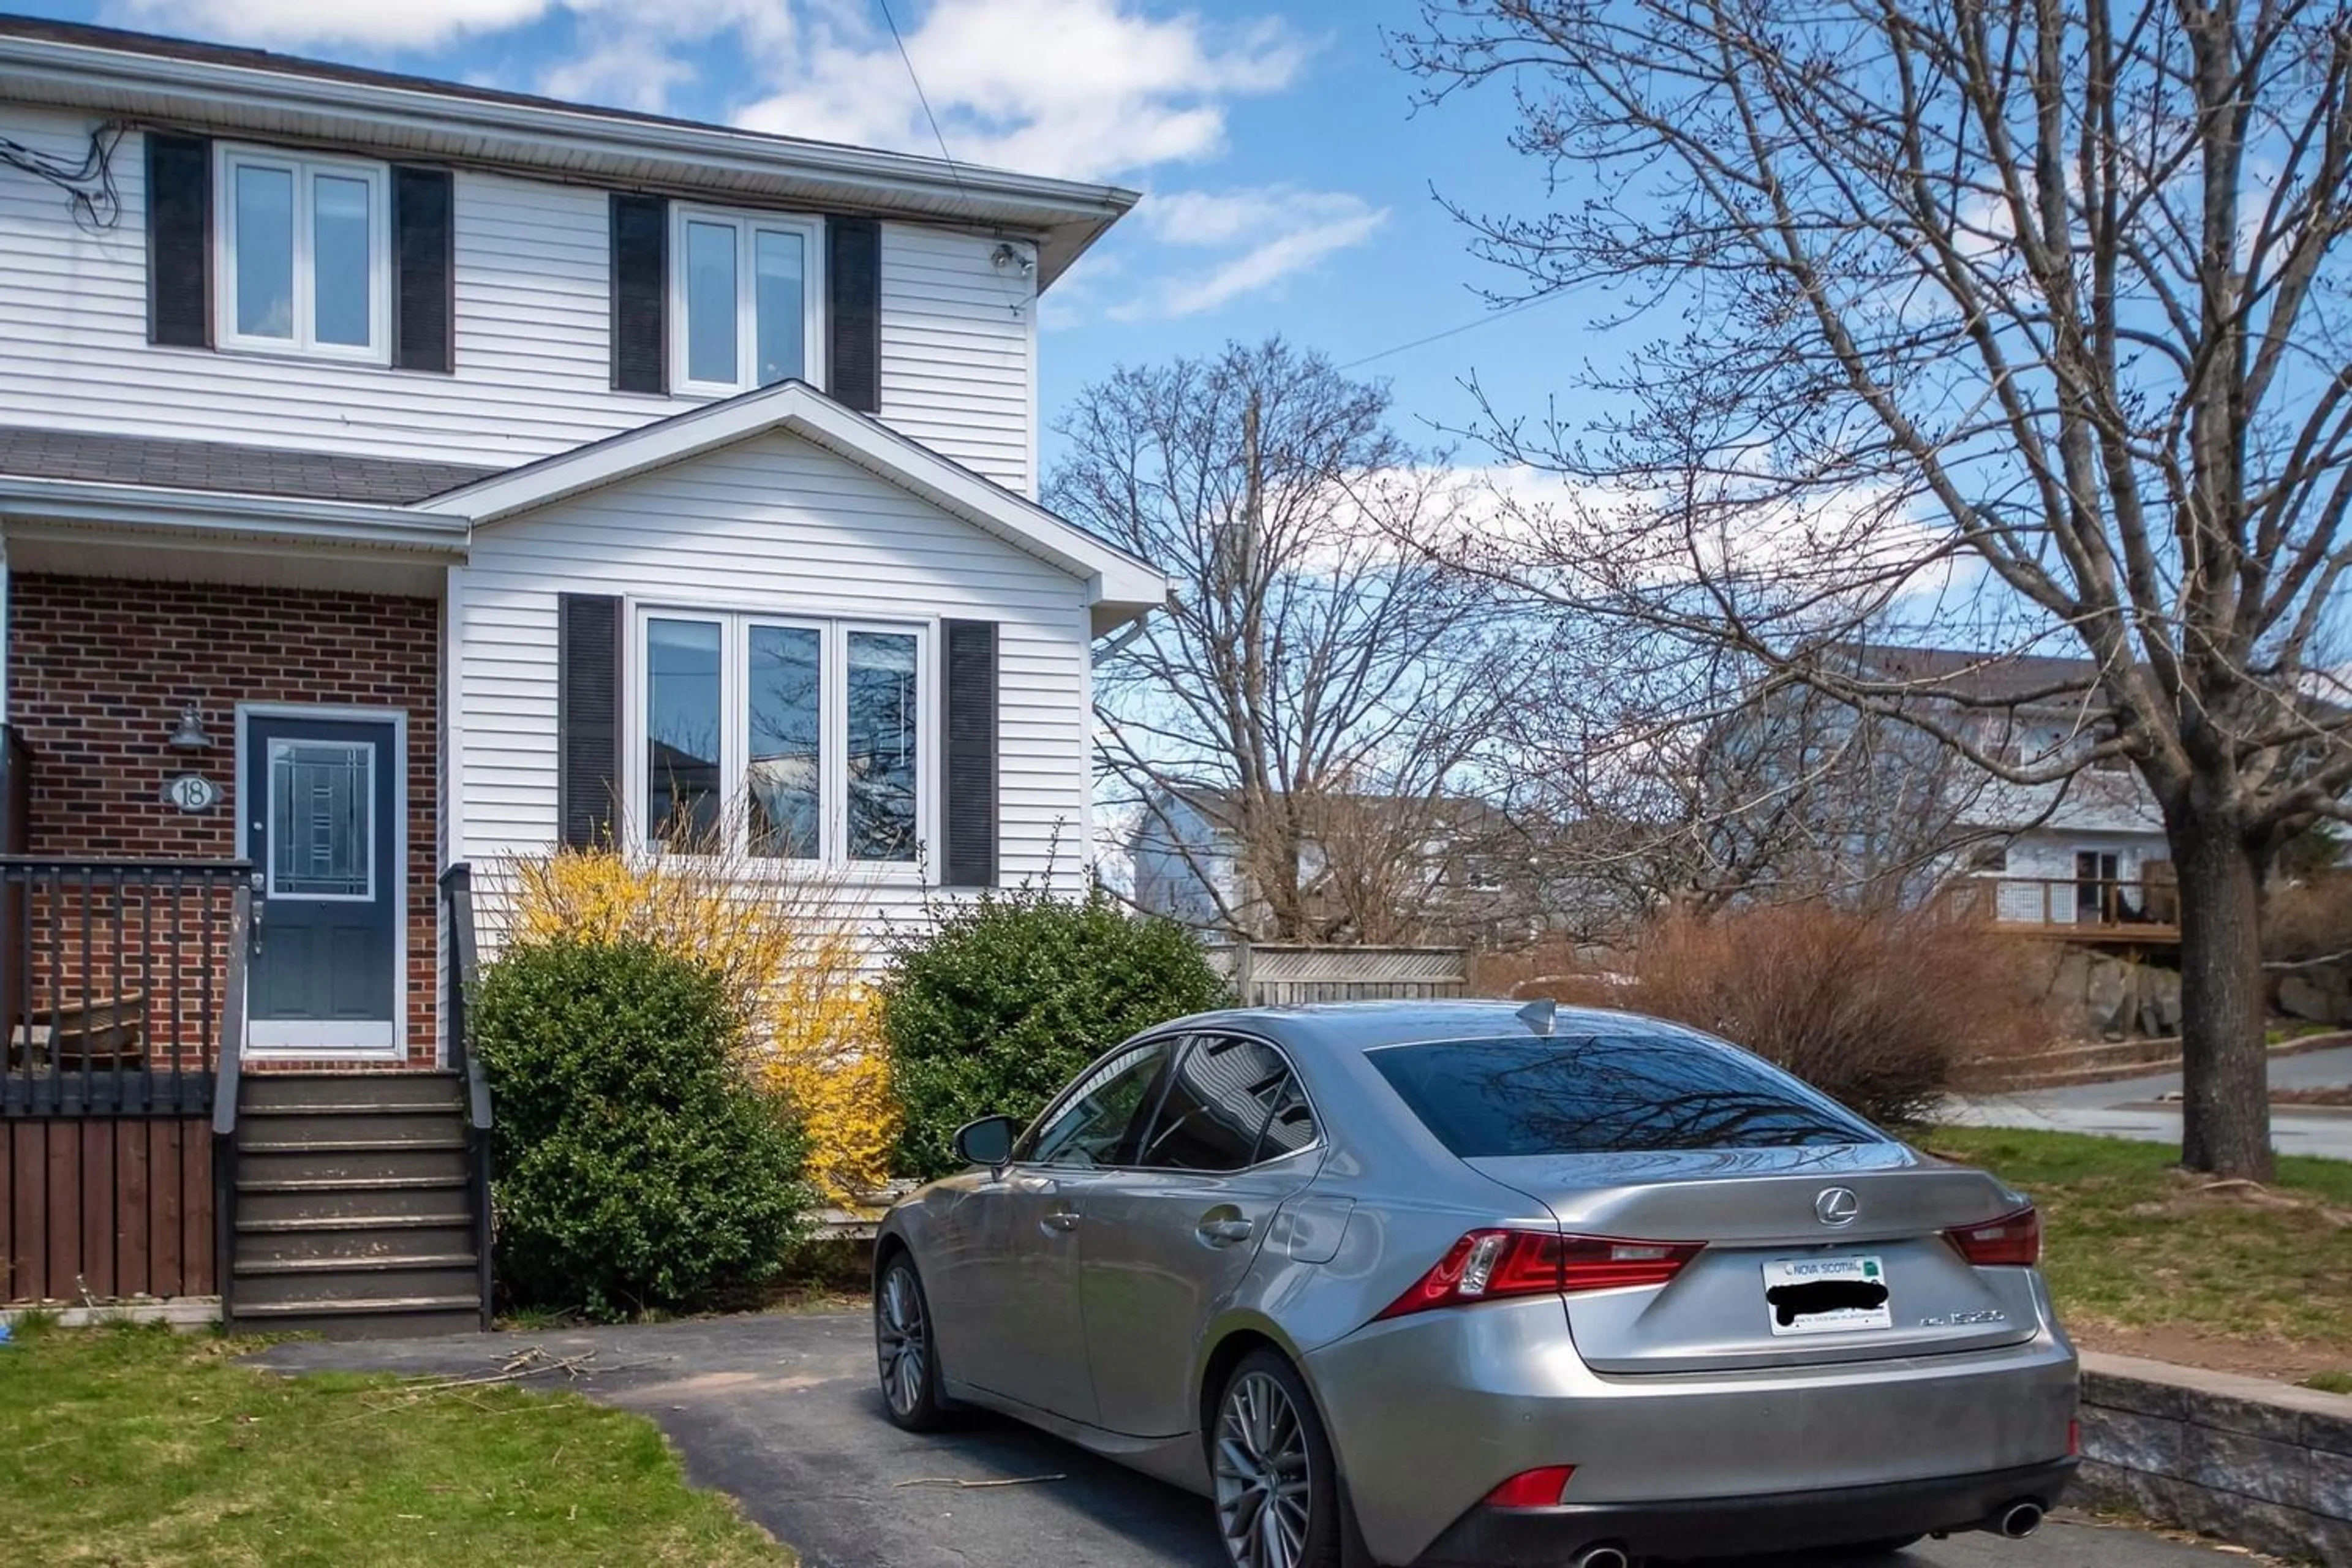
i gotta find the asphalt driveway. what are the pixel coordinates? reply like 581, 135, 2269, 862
250, 1313, 2243, 1568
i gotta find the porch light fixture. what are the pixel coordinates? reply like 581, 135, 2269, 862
990, 242, 1034, 277
168, 702, 212, 752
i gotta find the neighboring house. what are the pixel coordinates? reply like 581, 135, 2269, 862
0, 17, 1163, 1332
1129, 786, 1540, 946
1860, 649, 2174, 929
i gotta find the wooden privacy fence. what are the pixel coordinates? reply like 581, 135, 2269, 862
2, 1115, 214, 1302
1216, 944, 1469, 1006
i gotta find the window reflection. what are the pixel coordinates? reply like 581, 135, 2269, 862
846, 630, 918, 862
1369, 1034, 1880, 1157
685, 220, 738, 385
235, 164, 295, 339
646, 618, 722, 843
753, 229, 807, 386
312, 175, 371, 347
748, 625, 821, 858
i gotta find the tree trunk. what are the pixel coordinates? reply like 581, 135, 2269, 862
2169, 812, 2274, 1180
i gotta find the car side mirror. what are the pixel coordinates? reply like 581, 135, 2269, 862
953, 1115, 1020, 1170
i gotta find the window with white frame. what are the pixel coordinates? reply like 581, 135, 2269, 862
216, 146, 390, 361
639, 612, 925, 865
673, 206, 825, 396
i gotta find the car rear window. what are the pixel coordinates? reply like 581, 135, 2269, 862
1367, 1034, 1881, 1157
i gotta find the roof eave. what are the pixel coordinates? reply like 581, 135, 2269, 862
0, 32, 1139, 287
0, 475, 470, 554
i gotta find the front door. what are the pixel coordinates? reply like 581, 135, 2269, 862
243, 712, 401, 1054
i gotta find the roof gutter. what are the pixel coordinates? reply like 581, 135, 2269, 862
0, 476, 470, 555
0, 35, 1140, 286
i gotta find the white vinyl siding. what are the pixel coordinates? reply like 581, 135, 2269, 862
453, 428, 1091, 952
880, 223, 1036, 496
0, 113, 1036, 481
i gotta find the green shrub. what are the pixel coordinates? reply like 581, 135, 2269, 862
881, 884, 1229, 1178
473, 936, 813, 1320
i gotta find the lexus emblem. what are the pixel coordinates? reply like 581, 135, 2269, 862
1815, 1187, 1861, 1227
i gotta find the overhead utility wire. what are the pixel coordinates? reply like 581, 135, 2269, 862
1336, 291, 1568, 371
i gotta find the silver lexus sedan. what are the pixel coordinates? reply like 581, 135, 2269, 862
873, 1001, 2078, 1568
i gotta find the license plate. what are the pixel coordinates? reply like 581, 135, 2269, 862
1763, 1255, 1892, 1335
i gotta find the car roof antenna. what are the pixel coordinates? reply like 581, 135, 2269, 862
1516, 997, 1556, 1036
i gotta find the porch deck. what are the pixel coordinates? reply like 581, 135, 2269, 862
1970, 874, 2181, 946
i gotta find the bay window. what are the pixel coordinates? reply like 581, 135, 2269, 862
673, 206, 825, 396
639, 611, 925, 865
216, 146, 390, 361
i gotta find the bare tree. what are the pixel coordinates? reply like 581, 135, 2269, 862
1052, 339, 1513, 944
1393, 0, 2352, 1176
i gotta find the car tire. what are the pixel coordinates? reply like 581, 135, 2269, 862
1212, 1349, 1344, 1568
875, 1251, 948, 1431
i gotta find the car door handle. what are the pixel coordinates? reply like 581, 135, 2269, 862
1197, 1217, 1254, 1246
1042, 1209, 1080, 1234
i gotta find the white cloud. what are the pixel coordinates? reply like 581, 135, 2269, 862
1105, 187, 1388, 320
735, 1, 1305, 181
113, 0, 552, 48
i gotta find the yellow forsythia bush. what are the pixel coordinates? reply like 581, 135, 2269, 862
506, 832, 901, 1207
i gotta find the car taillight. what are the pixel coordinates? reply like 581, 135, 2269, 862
1945, 1205, 2040, 1267
1485, 1465, 1577, 1508
1377, 1230, 1702, 1319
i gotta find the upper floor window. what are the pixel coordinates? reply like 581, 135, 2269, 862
638, 609, 925, 867
215, 146, 390, 362
672, 206, 825, 396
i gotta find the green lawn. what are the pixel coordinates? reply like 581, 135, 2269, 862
1925, 1126, 2352, 1362
0, 1319, 791, 1567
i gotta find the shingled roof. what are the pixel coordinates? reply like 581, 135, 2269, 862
0, 427, 499, 505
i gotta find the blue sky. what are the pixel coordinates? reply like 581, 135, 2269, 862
30, 0, 1589, 471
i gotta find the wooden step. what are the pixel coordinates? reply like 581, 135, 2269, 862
239, 1072, 464, 1113
228, 1296, 484, 1340
235, 1221, 475, 1266
239, 1133, 467, 1155
231, 1261, 480, 1309
234, 1251, 477, 1278
236, 1145, 468, 1185
241, 1109, 469, 1141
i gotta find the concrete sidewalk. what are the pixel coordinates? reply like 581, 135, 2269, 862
1946, 1046, 2352, 1160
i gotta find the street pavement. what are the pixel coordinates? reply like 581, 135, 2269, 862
1945, 1045, 2352, 1161
254, 1314, 2249, 1568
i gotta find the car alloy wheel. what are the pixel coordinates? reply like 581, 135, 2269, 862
876, 1258, 933, 1423
1214, 1368, 1315, 1568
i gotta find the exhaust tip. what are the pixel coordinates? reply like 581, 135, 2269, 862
1572, 1548, 1630, 1568
1997, 1501, 2045, 1539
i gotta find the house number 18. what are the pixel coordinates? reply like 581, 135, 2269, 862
163, 774, 221, 812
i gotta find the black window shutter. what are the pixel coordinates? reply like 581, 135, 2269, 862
827, 216, 882, 412
392, 167, 455, 373
557, 594, 625, 849
145, 132, 211, 348
941, 620, 999, 888
609, 192, 668, 393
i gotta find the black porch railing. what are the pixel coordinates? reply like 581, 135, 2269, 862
1, 858, 253, 1118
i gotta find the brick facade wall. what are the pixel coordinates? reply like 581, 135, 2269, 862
8, 574, 440, 1067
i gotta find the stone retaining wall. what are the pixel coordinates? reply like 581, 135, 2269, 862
2076, 1351, 2352, 1563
